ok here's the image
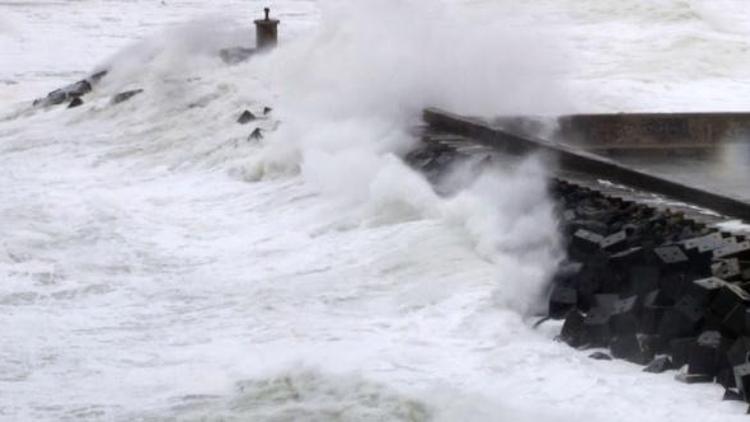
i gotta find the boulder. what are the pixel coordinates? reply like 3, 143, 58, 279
68, 97, 83, 108
33, 79, 91, 107
111, 89, 143, 105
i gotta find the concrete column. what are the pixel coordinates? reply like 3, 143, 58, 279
255, 8, 280, 50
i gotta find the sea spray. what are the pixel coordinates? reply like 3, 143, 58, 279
256, 0, 566, 314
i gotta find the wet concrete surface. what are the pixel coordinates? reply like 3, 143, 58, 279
586, 142, 750, 203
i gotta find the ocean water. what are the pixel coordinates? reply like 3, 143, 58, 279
1, 1, 750, 421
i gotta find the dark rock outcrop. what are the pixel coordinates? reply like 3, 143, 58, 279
111, 89, 144, 105
67, 97, 84, 109
33, 79, 91, 107
33, 70, 108, 108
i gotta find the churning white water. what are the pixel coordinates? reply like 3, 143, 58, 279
2, 1, 750, 421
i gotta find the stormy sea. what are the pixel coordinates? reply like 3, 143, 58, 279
1, 1, 750, 420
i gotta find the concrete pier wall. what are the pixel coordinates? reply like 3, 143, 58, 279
423, 107, 750, 221
557, 113, 750, 149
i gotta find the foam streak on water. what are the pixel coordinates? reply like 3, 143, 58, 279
1, 1, 749, 421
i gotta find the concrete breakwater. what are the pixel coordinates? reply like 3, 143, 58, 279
549, 178, 750, 403
415, 108, 750, 410
493, 112, 750, 150
558, 113, 750, 150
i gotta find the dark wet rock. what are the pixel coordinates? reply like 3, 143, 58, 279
219, 47, 256, 65
33, 77, 97, 108
68, 97, 84, 109
35, 80, 89, 107
66, 80, 92, 98
588, 351, 612, 361
263, 106, 273, 115
237, 110, 256, 124
111, 89, 144, 105
249, 128, 263, 141
90, 70, 108, 83
43, 89, 68, 106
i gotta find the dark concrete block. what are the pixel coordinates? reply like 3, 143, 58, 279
549, 286, 578, 319
639, 334, 666, 355
571, 229, 604, 254
593, 294, 618, 311
714, 240, 750, 259
723, 388, 743, 401
588, 351, 612, 360
674, 294, 705, 323
670, 337, 697, 368
610, 335, 639, 360
654, 245, 689, 266
643, 356, 673, 373
562, 209, 576, 222
611, 334, 654, 364
237, 110, 257, 124
584, 308, 612, 347
658, 309, 697, 339
570, 220, 609, 237
553, 261, 584, 283
644, 289, 673, 308
675, 373, 714, 384
560, 310, 586, 347
710, 285, 750, 336
601, 230, 628, 253
612, 312, 640, 336
613, 295, 638, 315
727, 337, 750, 367
712, 258, 742, 281
609, 246, 645, 268
627, 265, 660, 295
733, 363, 750, 401
719, 368, 739, 390
659, 273, 690, 302
683, 232, 728, 255
641, 305, 668, 335
249, 128, 263, 141
687, 331, 728, 377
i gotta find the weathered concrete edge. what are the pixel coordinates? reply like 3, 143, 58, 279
423, 107, 750, 222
